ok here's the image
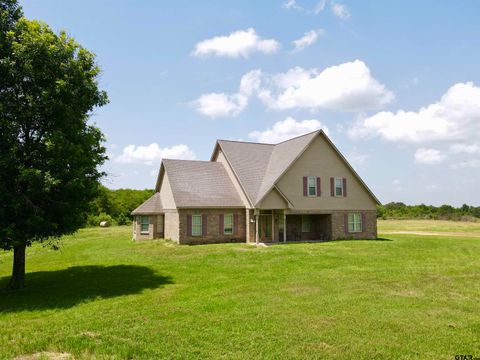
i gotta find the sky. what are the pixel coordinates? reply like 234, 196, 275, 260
21, 0, 480, 206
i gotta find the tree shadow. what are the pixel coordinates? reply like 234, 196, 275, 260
0, 265, 173, 313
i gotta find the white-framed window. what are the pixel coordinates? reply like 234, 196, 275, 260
140, 216, 150, 234
307, 176, 317, 196
192, 215, 202, 236
224, 214, 233, 235
301, 215, 311, 233
348, 213, 362, 233
335, 178, 344, 197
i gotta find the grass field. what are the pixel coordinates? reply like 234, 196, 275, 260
1, 221, 479, 359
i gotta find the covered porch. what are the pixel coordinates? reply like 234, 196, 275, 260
254, 210, 332, 243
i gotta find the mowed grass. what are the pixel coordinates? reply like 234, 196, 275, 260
379, 219, 480, 233
0, 222, 479, 359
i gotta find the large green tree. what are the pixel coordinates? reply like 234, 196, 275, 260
0, 1, 108, 289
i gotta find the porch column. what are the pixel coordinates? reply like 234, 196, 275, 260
255, 214, 259, 244
283, 213, 287, 243
272, 212, 275, 242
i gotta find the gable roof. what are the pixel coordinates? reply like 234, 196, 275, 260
213, 131, 318, 206
214, 130, 380, 206
131, 192, 163, 215
160, 159, 244, 208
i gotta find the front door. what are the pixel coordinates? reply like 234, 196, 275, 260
259, 215, 272, 242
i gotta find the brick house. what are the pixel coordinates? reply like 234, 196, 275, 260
131, 130, 380, 244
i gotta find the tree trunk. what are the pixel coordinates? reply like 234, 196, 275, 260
7, 244, 26, 290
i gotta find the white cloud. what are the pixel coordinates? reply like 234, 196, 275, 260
414, 148, 446, 165
192, 70, 261, 118
314, 0, 327, 14
347, 149, 368, 167
192, 93, 247, 118
331, 2, 350, 19
450, 143, 480, 154
283, 0, 303, 10
115, 144, 196, 165
349, 82, 480, 143
248, 117, 329, 143
451, 159, 480, 169
192, 61, 392, 117
284, 0, 326, 14
192, 28, 280, 58
292, 29, 325, 51
259, 60, 394, 112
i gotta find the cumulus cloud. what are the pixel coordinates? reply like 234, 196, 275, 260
314, 0, 327, 13
292, 29, 325, 51
258, 60, 394, 111
414, 148, 446, 165
192, 61, 392, 117
451, 159, 480, 169
283, 0, 327, 14
331, 2, 350, 19
450, 143, 480, 154
192, 28, 280, 58
192, 93, 248, 118
115, 144, 196, 165
192, 70, 262, 118
349, 82, 480, 143
248, 117, 329, 143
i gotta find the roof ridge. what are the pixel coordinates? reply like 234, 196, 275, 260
217, 139, 276, 146
162, 158, 215, 164
274, 129, 322, 145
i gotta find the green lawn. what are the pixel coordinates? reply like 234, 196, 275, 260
378, 219, 480, 233
1, 223, 479, 359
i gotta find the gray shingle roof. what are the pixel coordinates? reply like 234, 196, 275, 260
131, 192, 163, 215
218, 131, 318, 205
216, 140, 274, 205
163, 159, 244, 208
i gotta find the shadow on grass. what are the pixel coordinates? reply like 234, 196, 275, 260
0, 265, 173, 312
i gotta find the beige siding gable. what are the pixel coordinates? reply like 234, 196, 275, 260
276, 135, 377, 211
258, 187, 288, 209
159, 171, 177, 209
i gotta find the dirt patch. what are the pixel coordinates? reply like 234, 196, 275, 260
14, 352, 73, 360
381, 231, 480, 238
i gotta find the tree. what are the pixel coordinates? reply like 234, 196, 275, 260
0, 1, 108, 289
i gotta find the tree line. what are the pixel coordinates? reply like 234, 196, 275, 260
377, 202, 480, 221
87, 186, 154, 226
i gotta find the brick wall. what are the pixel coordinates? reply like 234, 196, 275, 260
331, 210, 377, 240
134, 215, 156, 240
178, 208, 246, 245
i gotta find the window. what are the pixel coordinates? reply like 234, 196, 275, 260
335, 178, 344, 197
224, 214, 233, 235
140, 216, 149, 234
348, 213, 362, 233
192, 215, 202, 236
307, 176, 317, 196
301, 215, 311, 232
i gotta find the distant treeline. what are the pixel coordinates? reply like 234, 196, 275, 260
87, 187, 154, 226
87, 188, 480, 226
378, 202, 480, 221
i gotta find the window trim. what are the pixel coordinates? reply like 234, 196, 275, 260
301, 215, 311, 233
140, 216, 150, 234
334, 177, 344, 197
348, 213, 362, 233
191, 214, 202, 237
223, 213, 233, 235
307, 176, 317, 197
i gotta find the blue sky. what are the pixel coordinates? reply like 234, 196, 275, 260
22, 0, 480, 206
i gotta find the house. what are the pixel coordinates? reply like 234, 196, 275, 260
131, 130, 380, 244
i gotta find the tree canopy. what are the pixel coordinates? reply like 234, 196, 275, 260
0, 1, 108, 289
